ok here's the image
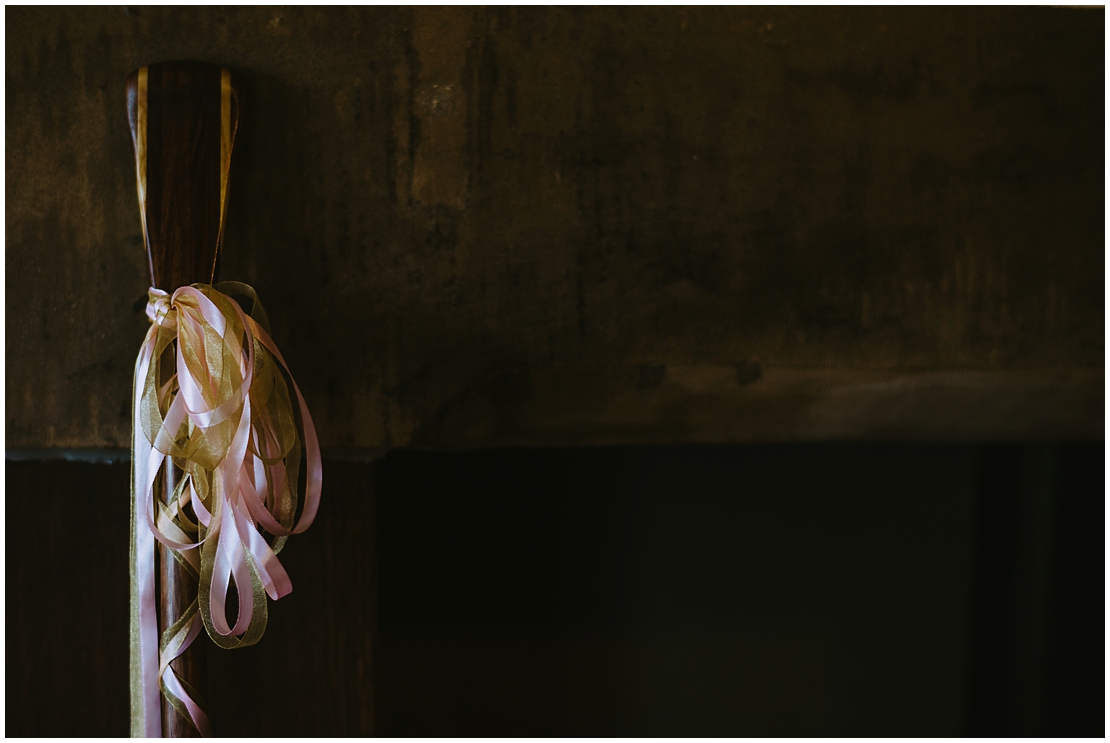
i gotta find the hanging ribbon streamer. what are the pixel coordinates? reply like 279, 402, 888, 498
130, 282, 322, 738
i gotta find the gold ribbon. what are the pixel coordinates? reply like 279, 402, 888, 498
131, 282, 321, 737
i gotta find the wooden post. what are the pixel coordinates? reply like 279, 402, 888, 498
126, 60, 240, 738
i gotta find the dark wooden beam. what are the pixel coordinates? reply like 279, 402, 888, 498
126, 60, 241, 737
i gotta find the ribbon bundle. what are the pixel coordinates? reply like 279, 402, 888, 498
130, 282, 321, 737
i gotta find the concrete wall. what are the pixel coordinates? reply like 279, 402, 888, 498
6, 7, 1103, 449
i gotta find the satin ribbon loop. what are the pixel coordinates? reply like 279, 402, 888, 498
130, 282, 321, 738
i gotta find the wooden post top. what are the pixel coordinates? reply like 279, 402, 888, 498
126, 61, 240, 291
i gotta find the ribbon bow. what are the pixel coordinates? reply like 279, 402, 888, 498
130, 282, 321, 737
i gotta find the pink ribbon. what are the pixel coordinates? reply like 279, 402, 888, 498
131, 283, 321, 738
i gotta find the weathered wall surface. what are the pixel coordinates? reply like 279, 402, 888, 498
6, 7, 1103, 449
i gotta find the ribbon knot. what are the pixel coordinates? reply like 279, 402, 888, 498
145, 288, 174, 328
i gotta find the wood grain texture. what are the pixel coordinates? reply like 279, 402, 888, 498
5, 458, 376, 737
126, 61, 239, 289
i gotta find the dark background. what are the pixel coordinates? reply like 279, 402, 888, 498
6, 443, 1103, 736
5, 5, 1105, 738
375, 443, 1103, 737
